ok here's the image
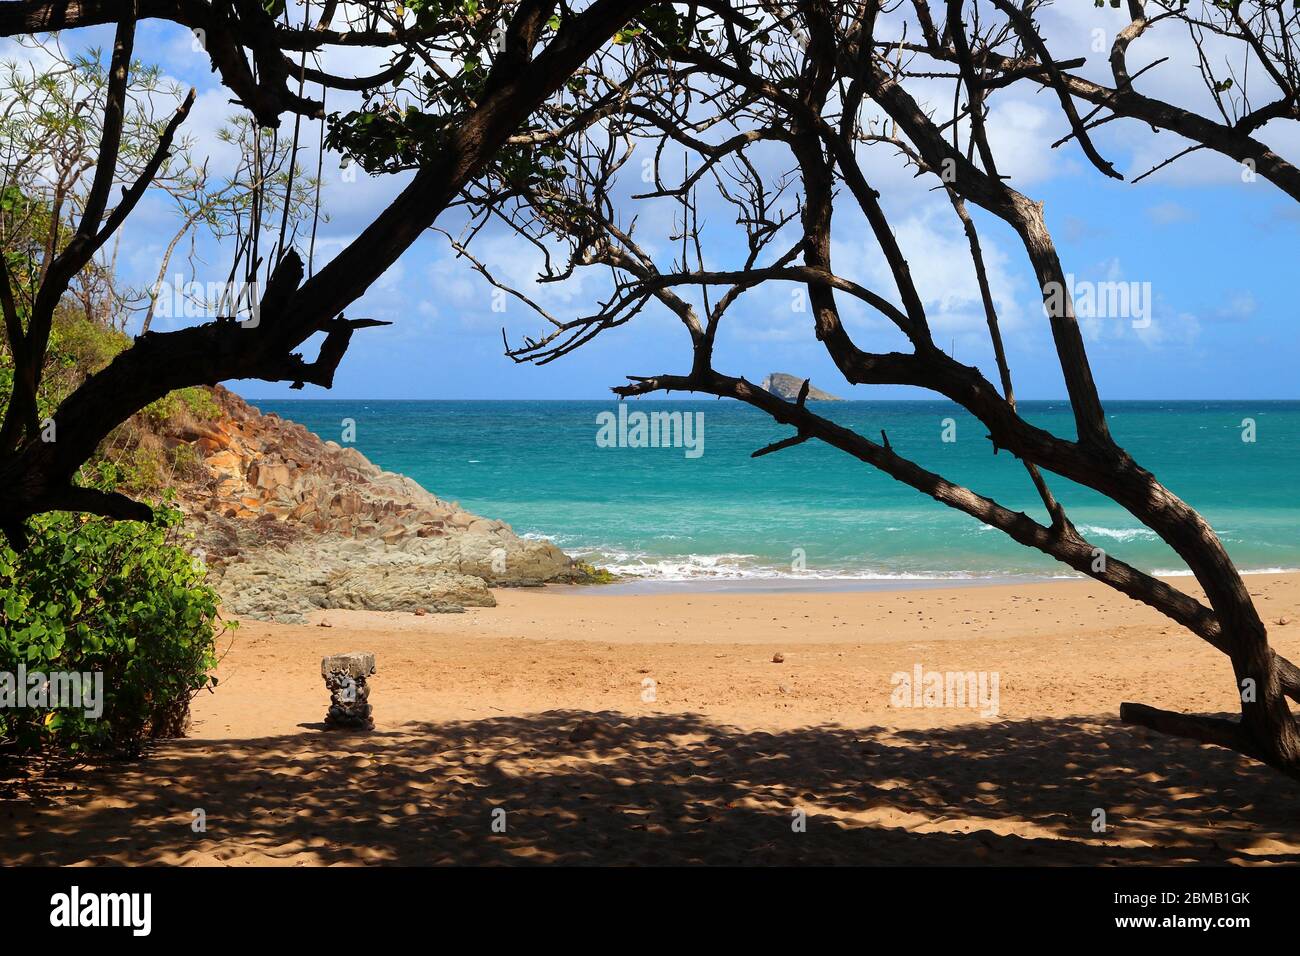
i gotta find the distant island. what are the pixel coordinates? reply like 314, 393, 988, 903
760, 372, 844, 401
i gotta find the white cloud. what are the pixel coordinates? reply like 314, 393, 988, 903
1145, 201, 1196, 226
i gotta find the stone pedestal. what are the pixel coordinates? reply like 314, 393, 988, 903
321, 651, 376, 729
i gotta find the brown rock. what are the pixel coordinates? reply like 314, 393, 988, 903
215, 477, 242, 498
206, 450, 243, 475
250, 461, 292, 490
174, 421, 226, 445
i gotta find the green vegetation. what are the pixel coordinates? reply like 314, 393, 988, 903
0, 502, 229, 757
146, 383, 222, 424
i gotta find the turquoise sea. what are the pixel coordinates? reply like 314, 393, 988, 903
251, 399, 1300, 590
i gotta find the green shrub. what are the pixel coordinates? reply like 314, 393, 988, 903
169, 440, 206, 481
0, 505, 228, 757
177, 386, 221, 421
110, 437, 170, 496
142, 391, 180, 425
143, 385, 221, 427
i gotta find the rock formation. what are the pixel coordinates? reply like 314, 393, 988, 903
163, 387, 586, 623
759, 372, 843, 401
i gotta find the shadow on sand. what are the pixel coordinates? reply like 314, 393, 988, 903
4, 711, 1298, 865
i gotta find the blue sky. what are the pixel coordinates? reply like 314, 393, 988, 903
11, 6, 1299, 401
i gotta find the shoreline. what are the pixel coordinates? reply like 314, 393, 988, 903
565, 565, 1300, 596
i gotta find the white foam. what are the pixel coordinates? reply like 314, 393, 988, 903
1151, 566, 1298, 577
1077, 524, 1159, 543
575, 550, 989, 582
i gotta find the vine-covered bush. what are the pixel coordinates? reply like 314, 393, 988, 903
0, 504, 226, 756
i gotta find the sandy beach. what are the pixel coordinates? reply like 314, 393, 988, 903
5, 573, 1300, 866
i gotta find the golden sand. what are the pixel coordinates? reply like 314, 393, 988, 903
5, 574, 1300, 865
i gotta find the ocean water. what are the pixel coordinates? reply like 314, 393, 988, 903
251, 399, 1300, 589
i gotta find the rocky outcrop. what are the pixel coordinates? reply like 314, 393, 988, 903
164, 387, 584, 623
760, 372, 843, 401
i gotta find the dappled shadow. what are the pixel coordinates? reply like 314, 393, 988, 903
3, 711, 1298, 865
